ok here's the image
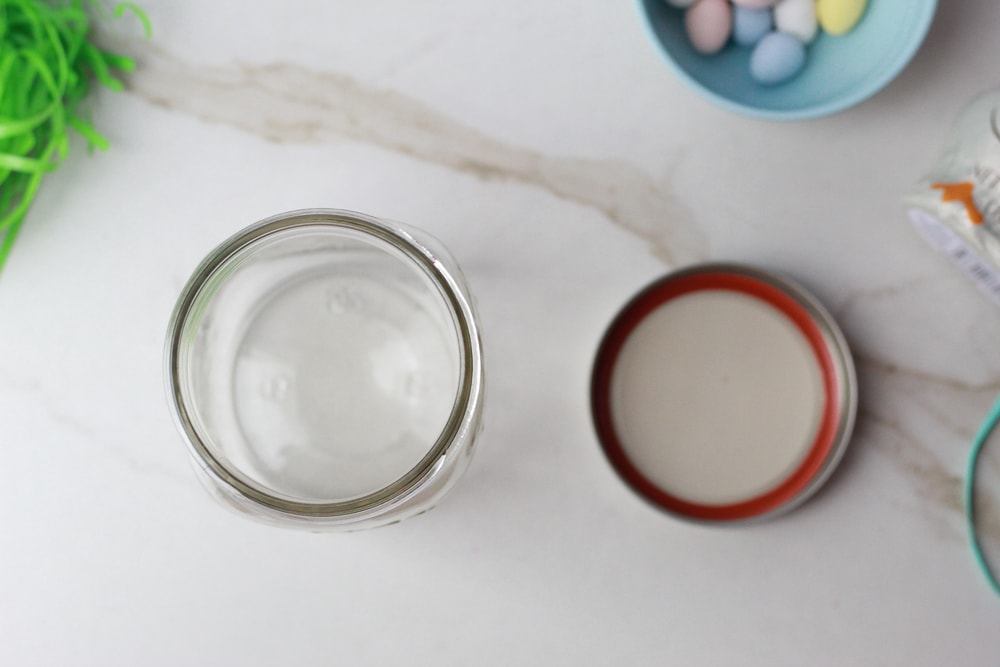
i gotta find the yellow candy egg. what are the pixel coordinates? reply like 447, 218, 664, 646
816, 0, 867, 36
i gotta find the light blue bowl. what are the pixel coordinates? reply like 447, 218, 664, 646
638, 0, 937, 120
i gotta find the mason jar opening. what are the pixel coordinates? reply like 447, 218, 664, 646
166, 210, 478, 518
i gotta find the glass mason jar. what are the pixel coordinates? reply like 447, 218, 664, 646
164, 209, 484, 530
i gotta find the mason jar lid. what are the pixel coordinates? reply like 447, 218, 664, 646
591, 263, 857, 523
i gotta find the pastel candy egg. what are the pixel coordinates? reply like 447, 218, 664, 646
773, 0, 818, 43
684, 0, 732, 55
750, 32, 806, 85
816, 0, 867, 36
664, 0, 698, 7
732, 6, 773, 47
731, 0, 780, 8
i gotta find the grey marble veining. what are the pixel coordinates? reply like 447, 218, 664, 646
109, 37, 708, 265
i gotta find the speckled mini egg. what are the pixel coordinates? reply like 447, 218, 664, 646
816, 0, 868, 36
773, 0, 818, 43
732, 6, 773, 47
684, 0, 732, 55
750, 31, 806, 85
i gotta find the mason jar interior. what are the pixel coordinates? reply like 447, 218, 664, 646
173, 222, 465, 505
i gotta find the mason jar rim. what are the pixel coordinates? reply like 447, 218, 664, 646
164, 208, 483, 519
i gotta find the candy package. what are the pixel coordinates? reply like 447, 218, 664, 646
905, 87, 1000, 305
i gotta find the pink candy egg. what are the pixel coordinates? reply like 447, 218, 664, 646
685, 0, 732, 55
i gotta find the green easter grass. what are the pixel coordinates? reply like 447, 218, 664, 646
0, 0, 149, 275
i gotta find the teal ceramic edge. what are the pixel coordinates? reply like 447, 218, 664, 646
636, 0, 938, 121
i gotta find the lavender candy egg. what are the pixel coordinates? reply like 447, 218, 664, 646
684, 0, 732, 55
732, 6, 773, 47
749, 32, 806, 85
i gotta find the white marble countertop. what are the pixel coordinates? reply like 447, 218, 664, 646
2, 1, 999, 664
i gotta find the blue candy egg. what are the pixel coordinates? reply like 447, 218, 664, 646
732, 6, 773, 47
749, 32, 806, 85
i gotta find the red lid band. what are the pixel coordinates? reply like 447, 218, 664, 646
591, 270, 841, 522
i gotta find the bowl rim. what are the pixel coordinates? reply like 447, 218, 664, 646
635, 0, 938, 121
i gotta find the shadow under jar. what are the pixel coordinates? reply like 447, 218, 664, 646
165, 209, 484, 530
